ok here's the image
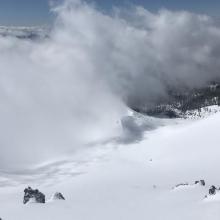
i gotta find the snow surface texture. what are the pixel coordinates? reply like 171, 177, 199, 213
1, 112, 220, 219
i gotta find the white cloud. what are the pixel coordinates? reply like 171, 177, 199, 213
0, 0, 220, 170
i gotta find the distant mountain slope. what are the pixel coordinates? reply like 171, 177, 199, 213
131, 81, 220, 118
0, 26, 49, 40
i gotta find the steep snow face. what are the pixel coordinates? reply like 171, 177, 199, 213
1, 113, 220, 220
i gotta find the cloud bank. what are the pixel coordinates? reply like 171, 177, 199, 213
0, 0, 220, 170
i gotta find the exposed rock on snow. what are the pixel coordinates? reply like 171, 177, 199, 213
2, 112, 220, 219
209, 185, 217, 195
173, 180, 206, 190
204, 191, 220, 202
172, 183, 189, 190
51, 192, 65, 201
23, 187, 45, 204
204, 185, 220, 199
195, 180, 205, 186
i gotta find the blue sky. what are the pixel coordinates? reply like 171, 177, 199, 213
0, 0, 50, 25
0, 0, 219, 26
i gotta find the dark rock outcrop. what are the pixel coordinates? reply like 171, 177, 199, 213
195, 180, 205, 186
23, 186, 45, 204
51, 192, 65, 200
173, 183, 189, 189
209, 185, 217, 195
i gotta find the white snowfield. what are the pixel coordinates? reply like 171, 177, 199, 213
1, 111, 220, 220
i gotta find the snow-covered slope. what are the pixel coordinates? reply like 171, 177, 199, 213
1, 112, 220, 220
181, 105, 220, 119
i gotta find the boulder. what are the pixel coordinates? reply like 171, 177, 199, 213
23, 186, 45, 204
195, 180, 205, 186
51, 192, 65, 200
209, 185, 217, 195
